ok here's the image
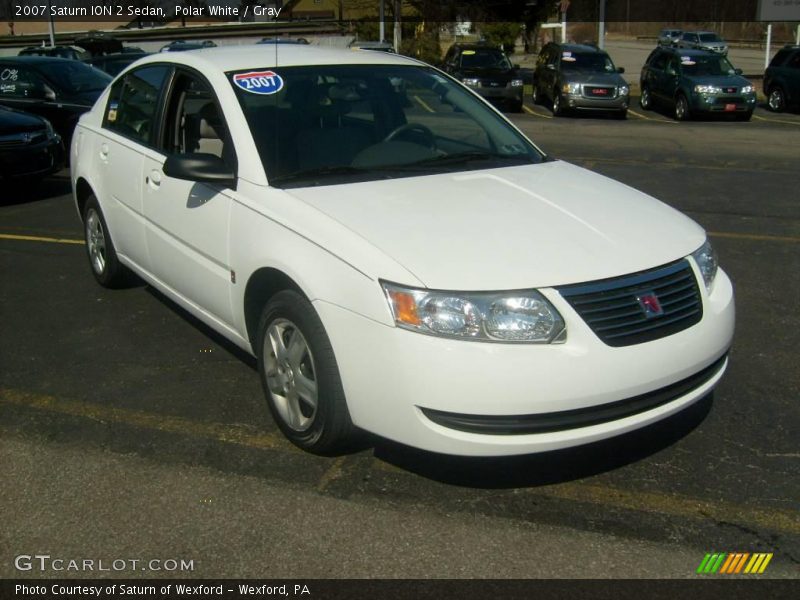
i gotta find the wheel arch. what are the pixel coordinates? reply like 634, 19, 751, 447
243, 267, 306, 350
75, 177, 95, 222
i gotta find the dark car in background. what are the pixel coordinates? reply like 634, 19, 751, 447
532, 42, 629, 118
19, 45, 89, 61
84, 51, 148, 77
677, 31, 728, 55
0, 105, 64, 182
0, 57, 111, 148
764, 44, 800, 112
441, 43, 523, 112
658, 29, 683, 46
640, 47, 755, 121
160, 40, 217, 52
259, 37, 310, 45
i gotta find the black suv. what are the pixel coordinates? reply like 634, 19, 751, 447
640, 47, 756, 121
441, 43, 523, 112
532, 43, 629, 117
764, 45, 800, 112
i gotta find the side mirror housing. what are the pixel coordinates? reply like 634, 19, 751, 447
163, 153, 236, 189
734, 68, 743, 75
617, 67, 625, 74
513, 63, 521, 70
546, 63, 555, 71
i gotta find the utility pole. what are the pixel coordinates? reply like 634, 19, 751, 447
46, 0, 55, 46
393, 0, 401, 53
597, 0, 605, 49
379, 0, 385, 42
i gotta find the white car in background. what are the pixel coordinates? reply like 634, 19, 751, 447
70, 45, 734, 456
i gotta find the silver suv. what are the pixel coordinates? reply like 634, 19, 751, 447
677, 31, 728, 55
658, 29, 682, 46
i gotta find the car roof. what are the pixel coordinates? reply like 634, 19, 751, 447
1, 55, 77, 64
549, 43, 607, 54
134, 44, 416, 72
683, 31, 717, 35
452, 43, 502, 51
662, 47, 719, 57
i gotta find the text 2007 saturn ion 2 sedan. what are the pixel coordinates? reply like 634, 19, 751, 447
70, 46, 734, 456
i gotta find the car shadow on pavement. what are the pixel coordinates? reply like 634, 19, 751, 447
2, 173, 71, 206
371, 393, 713, 489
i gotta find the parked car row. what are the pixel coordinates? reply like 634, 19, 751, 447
658, 29, 729, 55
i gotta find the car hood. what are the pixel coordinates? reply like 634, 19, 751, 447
460, 67, 517, 81
562, 72, 626, 86
0, 105, 45, 134
684, 74, 749, 87
286, 161, 706, 290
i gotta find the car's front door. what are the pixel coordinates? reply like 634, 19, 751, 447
141, 68, 237, 328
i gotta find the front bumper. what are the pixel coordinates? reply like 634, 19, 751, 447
565, 93, 629, 111
690, 93, 756, 114
0, 135, 65, 179
472, 86, 523, 104
315, 265, 734, 456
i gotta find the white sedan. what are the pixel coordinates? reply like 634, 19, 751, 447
70, 45, 734, 456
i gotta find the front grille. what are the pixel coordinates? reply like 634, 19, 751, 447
713, 97, 745, 106
480, 79, 504, 88
0, 131, 47, 148
420, 354, 727, 435
583, 85, 615, 98
557, 259, 703, 347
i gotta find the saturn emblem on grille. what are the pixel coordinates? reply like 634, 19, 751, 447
637, 292, 664, 318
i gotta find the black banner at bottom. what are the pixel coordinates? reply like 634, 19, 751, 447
2, 579, 797, 600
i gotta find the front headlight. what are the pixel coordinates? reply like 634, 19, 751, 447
694, 85, 722, 94
462, 78, 480, 87
619, 85, 630, 96
740, 85, 755, 94
561, 82, 581, 94
510, 79, 524, 87
382, 282, 566, 344
692, 239, 719, 293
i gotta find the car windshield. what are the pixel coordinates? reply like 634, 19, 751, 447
680, 55, 736, 76
560, 52, 616, 72
459, 49, 512, 69
699, 34, 722, 42
230, 64, 544, 188
36, 60, 111, 93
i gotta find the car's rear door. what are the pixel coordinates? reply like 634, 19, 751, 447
141, 67, 237, 327
93, 64, 172, 271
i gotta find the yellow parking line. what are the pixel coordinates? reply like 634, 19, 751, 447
628, 108, 675, 123
413, 95, 435, 113
0, 233, 84, 245
709, 231, 800, 243
3, 386, 798, 536
753, 114, 800, 126
0, 388, 293, 452
523, 104, 553, 119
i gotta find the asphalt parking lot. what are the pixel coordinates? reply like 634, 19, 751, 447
1, 106, 798, 579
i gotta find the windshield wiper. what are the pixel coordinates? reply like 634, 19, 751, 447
397, 151, 533, 169
269, 165, 369, 185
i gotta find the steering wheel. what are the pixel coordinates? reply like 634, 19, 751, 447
383, 122, 436, 149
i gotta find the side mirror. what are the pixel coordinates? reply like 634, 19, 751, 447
513, 63, 521, 69
734, 68, 743, 75
617, 67, 625, 74
546, 64, 555, 71
163, 153, 236, 189
30, 86, 56, 101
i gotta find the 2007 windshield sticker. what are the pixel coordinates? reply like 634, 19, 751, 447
233, 70, 284, 95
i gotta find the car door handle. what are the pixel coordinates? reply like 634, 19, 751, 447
146, 170, 162, 189
99, 143, 109, 161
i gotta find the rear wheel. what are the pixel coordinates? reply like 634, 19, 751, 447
531, 84, 541, 105
257, 290, 356, 455
83, 195, 129, 288
674, 94, 691, 121
767, 86, 786, 112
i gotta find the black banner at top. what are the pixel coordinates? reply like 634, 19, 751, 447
1, 0, 798, 23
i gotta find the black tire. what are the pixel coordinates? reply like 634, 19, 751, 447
510, 99, 524, 113
615, 109, 628, 120
674, 93, 691, 121
82, 195, 129, 288
640, 86, 652, 110
552, 91, 566, 116
767, 86, 786, 113
256, 290, 355, 455
738, 110, 753, 122
531, 84, 541, 105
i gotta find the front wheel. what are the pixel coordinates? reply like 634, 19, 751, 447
257, 290, 356, 455
531, 84, 541, 105
767, 87, 786, 112
552, 92, 566, 116
640, 86, 652, 110
83, 195, 129, 288
674, 94, 691, 121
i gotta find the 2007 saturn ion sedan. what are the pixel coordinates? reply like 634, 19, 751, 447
71, 46, 734, 456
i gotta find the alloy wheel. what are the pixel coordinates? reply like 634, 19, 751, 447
85, 209, 107, 275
